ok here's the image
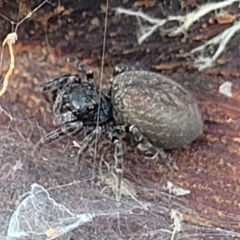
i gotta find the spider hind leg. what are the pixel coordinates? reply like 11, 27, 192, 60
103, 131, 124, 200
115, 125, 175, 171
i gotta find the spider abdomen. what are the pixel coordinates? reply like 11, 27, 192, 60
111, 70, 203, 150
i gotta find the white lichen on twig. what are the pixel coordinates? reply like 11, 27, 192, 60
165, 181, 190, 196
191, 20, 240, 70
169, 0, 240, 36
115, 7, 184, 44
115, 0, 240, 43
115, 0, 240, 71
170, 210, 184, 240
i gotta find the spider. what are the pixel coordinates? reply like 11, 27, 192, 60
34, 57, 124, 199
35, 57, 203, 199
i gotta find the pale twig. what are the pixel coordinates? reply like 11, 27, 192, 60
0, 33, 18, 97
170, 0, 240, 36
116, 7, 184, 44
116, 7, 184, 25
115, 0, 240, 42
192, 20, 240, 70
170, 210, 184, 240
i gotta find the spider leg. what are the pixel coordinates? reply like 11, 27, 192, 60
51, 86, 76, 118
67, 57, 93, 83
52, 88, 66, 117
103, 131, 124, 200
74, 126, 103, 166
33, 121, 83, 153
53, 110, 78, 126
40, 74, 80, 93
112, 64, 142, 77
75, 126, 102, 157
40, 74, 80, 103
115, 125, 174, 171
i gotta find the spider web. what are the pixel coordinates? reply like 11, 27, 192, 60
0, 1, 240, 240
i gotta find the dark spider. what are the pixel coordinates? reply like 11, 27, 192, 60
35, 57, 203, 199
34, 57, 124, 199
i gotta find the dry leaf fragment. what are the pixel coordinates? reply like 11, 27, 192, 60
133, 0, 156, 7
46, 227, 58, 239
215, 13, 236, 24
217, 58, 226, 65
154, 62, 181, 70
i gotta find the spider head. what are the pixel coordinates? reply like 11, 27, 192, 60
67, 82, 112, 125
69, 83, 97, 111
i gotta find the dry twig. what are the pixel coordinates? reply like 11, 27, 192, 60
0, 33, 18, 97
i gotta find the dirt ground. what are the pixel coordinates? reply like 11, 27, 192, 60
1, 0, 240, 239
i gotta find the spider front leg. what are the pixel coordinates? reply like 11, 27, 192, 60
73, 126, 102, 161
53, 110, 79, 126
33, 121, 84, 154
40, 74, 80, 103
115, 125, 175, 171
67, 57, 94, 83
103, 131, 124, 200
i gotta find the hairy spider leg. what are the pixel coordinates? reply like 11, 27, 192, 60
103, 131, 124, 201
67, 57, 94, 83
52, 87, 65, 117
75, 126, 102, 157
115, 125, 174, 171
53, 110, 79, 126
33, 121, 84, 153
74, 126, 124, 200
40, 74, 80, 103
51, 84, 75, 118
112, 64, 142, 77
